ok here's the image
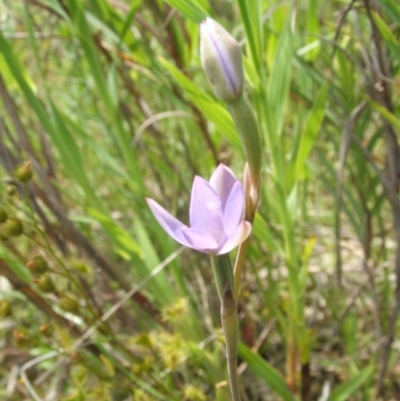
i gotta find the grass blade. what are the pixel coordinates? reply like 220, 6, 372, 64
327, 365, 373, 401
238, 342, 296, 401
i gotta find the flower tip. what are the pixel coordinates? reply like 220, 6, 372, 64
200, 18, 244, 103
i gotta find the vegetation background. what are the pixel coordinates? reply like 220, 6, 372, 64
0, 0, 399, 400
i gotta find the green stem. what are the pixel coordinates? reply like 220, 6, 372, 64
211, 254, 234, 303
227, 346, 241, 401
211, 255, 241, 401
221, 286, 241, 401
228, 95, 262, 188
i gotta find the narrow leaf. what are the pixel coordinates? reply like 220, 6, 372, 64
364, 95, 400, 131
0, 246, 31, 283
238, 343, 296, 401
376, 0, 400, 25
266, 15, 292, 138
328, 366, 373, 401
162, 0, 207, 23
88, 209, 141, 259
160, 58, 241, 148
294, 82, 328, 180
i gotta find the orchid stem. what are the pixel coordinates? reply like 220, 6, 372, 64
221, 286, 241, 401
228, 95, 262, 188
227, 351, 241, 401
211, 254, 234, 303
211, 255, 241, 401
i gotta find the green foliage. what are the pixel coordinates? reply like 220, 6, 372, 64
238, 342, 296, 401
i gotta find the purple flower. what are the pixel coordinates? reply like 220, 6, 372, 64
146, 164, 251, 255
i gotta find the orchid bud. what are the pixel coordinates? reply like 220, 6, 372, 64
200, 18, 244, 103
14, 161, 33, 183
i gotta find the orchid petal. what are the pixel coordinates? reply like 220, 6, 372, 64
182, 227, 219, 253
217, 221, 252, 255
209, 164, 237, 209
189, 176, 224, 235
222, 181, 244, 236
146, 198, 191, 247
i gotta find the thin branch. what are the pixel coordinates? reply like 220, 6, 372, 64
335, 101, 367, 285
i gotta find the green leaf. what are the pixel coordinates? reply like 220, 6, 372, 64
38, 0, 72, 21
363, 95, 400, 131
237, 0, 263, 72
66, 0, 144, 192
371, 11, 398, 46
304, 0, 320, 61
160, 58, 241, 149
107, 63, 119, 110
48, 103, 94, 196
371, 11, 400, 64
252, 214, 283, 256
0, 30, 98, 205
266, 15, 293, 138
328, 365, 373, 401
238, 343, 296, 401
294, 82, 328, 180
0, 246, 31, 283
88, 209, 141, 259
118, 0, 142, 44
133, 217, 175, 304
162, 0, 207, 23
376, 0, 400, 25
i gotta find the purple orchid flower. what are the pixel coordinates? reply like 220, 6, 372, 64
146, 164, 251, 255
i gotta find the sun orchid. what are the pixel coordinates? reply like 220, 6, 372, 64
146, 164, 251, 255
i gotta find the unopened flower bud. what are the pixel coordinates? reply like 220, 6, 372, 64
1, 218, 23, 237
0, 208, 7, 224
13, 328, 32, 347
39, 323, 54, 337
0, 300, 11, 317
35, 274, 56, 293
14, 161, 33, 183
59, 294, 79, 312
200, 18, 244, 103
6, 185, 16, 196
27, 256, 49, 275
71, 259, 92, 275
